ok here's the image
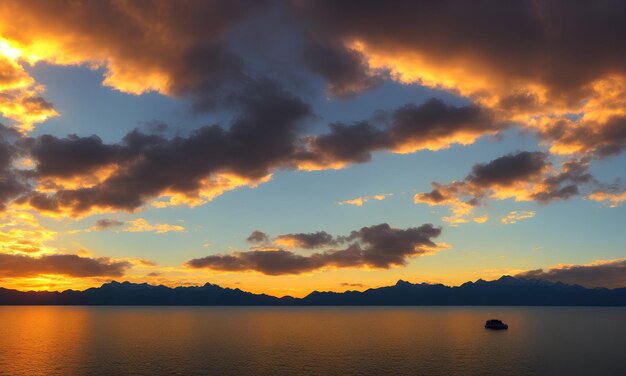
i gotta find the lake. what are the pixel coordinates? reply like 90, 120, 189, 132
0, 306, 623, 375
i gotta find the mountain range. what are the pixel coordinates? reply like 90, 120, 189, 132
1, 276, 624, 306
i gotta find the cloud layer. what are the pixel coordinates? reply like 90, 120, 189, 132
516, 259, 626, 289
0, 253, 131, 278
188, 223, 442, 275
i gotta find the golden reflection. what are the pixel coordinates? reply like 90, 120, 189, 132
0, 306, 620, 374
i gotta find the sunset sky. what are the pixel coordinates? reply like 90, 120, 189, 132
0, 0, 624, 297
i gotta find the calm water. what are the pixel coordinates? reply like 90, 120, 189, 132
0, 306, 623, 375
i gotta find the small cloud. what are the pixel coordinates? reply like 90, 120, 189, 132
129, 258, 157, 267
473, 214, 489, 224
588, 189, 626, 208
372, 194, 390, 201
338, 193, 392, 207
501, 210, 535, 224
124, 218, 186, 234
338, 197, 364, 206
93, 218, 125, 231
340, 282, 368, 288
246, 230, 269, 243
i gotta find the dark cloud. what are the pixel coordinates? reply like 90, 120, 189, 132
303, 42, 382, 97
3, 95, 508, 216
530, 158, 593, 203
0, 253, 131, 278
343, 223, 441, 268
246, 230, 269, 244
26, 134, 120, 178
298, 0, 626, 105
93, 219, 125, 231
274, 231, 337, 248
418, 152, 594, 205
306, 121, 390, 165
296, 0, 626, 157
467, 151, 548, 187
0, 125, 30, 209
303, 98, 502, 168
187, 223, 442, 275
415, 152, 604, 223
543, 115, 626, 158
388, 100, 500, 150
340, 282, 368, 288
516, 259, 626, 289
17, 81, 312, 215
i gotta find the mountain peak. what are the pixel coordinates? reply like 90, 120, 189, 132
395, 279, 413, 287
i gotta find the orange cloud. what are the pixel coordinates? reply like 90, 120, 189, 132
588, 190, 626, 208
0, 45, 57, 131
0, 209, 56, 255
338, 193, 392, 207
501, 211, 535, 224
299, 1, 626, 158
0, 1, 255, 113
124, 218, 185, 234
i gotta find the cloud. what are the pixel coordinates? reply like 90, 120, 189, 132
0, 0, 266, 112
0, 1, 621, 224
124, 218, 185, 234
588, 188, 626, 208
274, 231, 337, 249
300, 98, 504, 170
303, 42, 382, 97
187, 223, 442, 275
0, 209, 56, 255
298, 0, 626, 157
340, 282, 368, 288
338, 193, 391, 207
338, 197, 364, 207
415, 152, 599, 224
516, 258, 626, 289
246, 230, 269, 244
0, 253, 131, 278
0, 49, 58, 131
1, 0, 626, 163
14, 81, 312, 216
501, 211, 535, 224
92, 218, 125, 231
0, 125, 30, 209
473, 214, 489, 224
2, 94, 506, 218
467, 152, 548, 188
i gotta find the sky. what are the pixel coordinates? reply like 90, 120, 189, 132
0, 0, 624, 297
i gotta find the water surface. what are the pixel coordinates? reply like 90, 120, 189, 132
0, 306, 623, 375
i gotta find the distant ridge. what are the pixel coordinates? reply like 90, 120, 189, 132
1, 276, 624, 306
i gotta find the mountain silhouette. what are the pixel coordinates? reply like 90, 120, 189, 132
1, 276, 624, 306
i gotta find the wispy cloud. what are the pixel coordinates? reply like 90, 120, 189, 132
501, 211, 535, 224
338, 193, 392, 207
124, 218, 186, 234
